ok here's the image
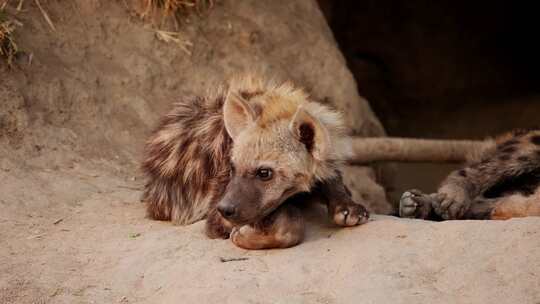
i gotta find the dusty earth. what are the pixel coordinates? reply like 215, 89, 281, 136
2, 161, 539, 303
1, 1, 540, 303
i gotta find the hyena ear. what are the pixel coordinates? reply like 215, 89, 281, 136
289, 107, 330, 161
223, 92, 257, 140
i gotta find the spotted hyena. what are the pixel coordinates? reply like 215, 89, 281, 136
399, 129, 540, 221
142, 75, 369, 249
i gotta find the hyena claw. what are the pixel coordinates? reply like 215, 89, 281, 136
332, 202, 369, 226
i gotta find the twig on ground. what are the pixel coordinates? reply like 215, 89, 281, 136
219, 257, 249, 263
129, 232, 142, 239
154, 29, 192, 55
27, 233, 46, 239
34, 0, 56, 32
117, 185, 143, 191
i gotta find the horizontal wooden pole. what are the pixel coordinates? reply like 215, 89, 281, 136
349, 137, 488, 164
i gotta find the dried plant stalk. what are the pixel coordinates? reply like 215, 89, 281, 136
155, 29, 193, 55
140, 0, 214, 18
0, 9, 20, 66
138, 0, 215, 55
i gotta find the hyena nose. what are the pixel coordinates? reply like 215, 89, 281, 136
217, 203, 236, 219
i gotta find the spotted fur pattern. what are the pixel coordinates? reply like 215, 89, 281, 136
444, 129, 540, 201
400, 129, 540, 221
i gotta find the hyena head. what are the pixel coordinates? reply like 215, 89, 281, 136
216, 80, 350, 225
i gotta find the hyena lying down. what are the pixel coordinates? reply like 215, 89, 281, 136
142, 75, 369, 249
398, 130, 540, 221
142, 75, 540, 248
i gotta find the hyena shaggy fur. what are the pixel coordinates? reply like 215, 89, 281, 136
142, 75, 369, 249
399, 129, 540, 221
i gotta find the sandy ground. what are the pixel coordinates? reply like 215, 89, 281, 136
1, 156, 539, 304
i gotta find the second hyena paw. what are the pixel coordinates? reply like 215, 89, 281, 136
434, 189, 470, 220
399, 189, 436, 219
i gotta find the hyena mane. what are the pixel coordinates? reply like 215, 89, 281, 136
141, 93, 231, 224
142, 75, 351, 225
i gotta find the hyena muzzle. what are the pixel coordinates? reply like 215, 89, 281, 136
142, 75, 369, 249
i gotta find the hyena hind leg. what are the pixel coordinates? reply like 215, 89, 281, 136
452, 194, 540, 220
489, 192, 540, 220
231, 203, 305, 250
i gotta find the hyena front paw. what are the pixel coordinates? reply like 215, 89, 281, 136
330, 202, 369, 227
434, 188, 470, 220
231, 225, 279, 250
399, 189, 435, 219
230, 225, 302, 250
230, 225, 257, 249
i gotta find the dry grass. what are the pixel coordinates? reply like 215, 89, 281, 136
136, 0, 215, 55
139, 0, 215, 20
154, 29, 193, 55
0, 7, 20, 66
34, 0, 56, 32
1, 0, 217, 63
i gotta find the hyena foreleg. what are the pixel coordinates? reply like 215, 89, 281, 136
230, 203, 305, 250
317, 172, 370, 226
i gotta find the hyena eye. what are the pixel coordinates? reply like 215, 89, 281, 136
255, 168, 273, 181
